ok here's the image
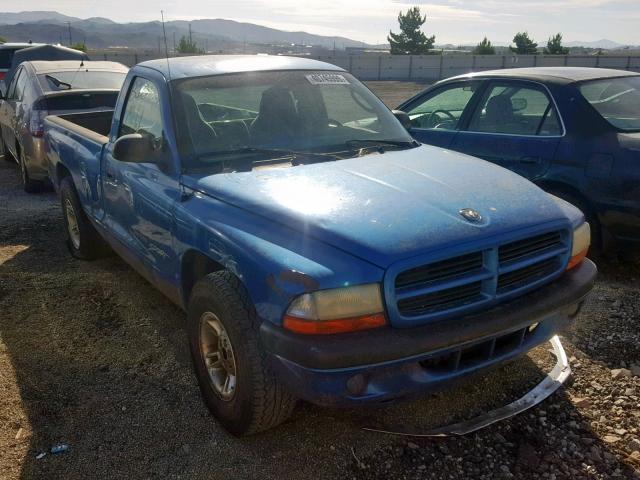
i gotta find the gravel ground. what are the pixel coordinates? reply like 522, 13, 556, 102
0, 82, 639, 479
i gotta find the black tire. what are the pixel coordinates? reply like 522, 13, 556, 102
60, 176, 108, 260
18, 147, 43, 193
1, 137, 12, 162
188, 271, 296, 436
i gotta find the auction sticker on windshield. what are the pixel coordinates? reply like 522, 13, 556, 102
306, 73, 350, 85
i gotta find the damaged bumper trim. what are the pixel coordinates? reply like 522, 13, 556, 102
364, 335, 571, 437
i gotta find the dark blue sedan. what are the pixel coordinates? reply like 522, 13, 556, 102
397, 67, 640, 256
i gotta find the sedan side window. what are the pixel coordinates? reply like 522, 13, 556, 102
467, 83, 562, 136
406, 82, 480, 131
7, 68, 23, 100
120, 77, 163, 144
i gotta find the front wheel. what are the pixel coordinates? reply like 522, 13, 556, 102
60, 177, 108, 260
188, 271, 296, 436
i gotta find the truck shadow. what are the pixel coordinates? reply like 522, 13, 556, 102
0, 197, 637, 479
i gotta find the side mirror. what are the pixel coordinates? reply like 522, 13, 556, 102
112, 133, 155, 163
392, 110, 412, 130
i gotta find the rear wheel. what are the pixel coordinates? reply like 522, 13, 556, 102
18, 147, 43, 193
1, 137, 13, 162
188, 271, 296, 436
60, 177, 108, 260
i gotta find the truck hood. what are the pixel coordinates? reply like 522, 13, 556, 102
182, 145, 569, 268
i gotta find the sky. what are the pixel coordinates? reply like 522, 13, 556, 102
5, 0, 640, 45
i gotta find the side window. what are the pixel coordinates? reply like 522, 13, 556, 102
7, 68, 23, 100
467, 83, 562, 136
120, 77, 163, 143
405, 82, 480, 130
14, 69, 29, 101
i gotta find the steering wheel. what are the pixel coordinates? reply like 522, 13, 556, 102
427, 109, 457, 128
328, 118, 343, 127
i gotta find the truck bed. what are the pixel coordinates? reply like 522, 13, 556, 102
46, 110, 114, 142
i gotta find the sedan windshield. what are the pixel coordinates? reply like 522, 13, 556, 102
38, 70, 127, 92
579, 76, 640, 131
172, 70, 415, 171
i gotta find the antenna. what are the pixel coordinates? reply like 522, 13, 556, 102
161, 10, 172, 80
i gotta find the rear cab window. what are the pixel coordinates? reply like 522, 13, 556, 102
467, 81, 562, 136
405, 82, 481, 130
37, 70, 127, 92
579, 76, 640, 131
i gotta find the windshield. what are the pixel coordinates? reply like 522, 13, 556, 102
172, 70, 414, 170
579, 76, 640, 131
37, 70, 127, 92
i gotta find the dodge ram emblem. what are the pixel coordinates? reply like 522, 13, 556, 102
459, 208, 482, 223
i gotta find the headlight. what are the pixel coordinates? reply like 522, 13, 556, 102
283, 283, 386, 334
567, 222, 590, 270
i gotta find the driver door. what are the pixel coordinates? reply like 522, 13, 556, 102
399, 80, 484, 148
102, 76, 181, 292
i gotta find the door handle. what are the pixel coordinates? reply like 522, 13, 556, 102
520, 156, 542, 165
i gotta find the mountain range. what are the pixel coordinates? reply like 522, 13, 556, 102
0, 11, 633, 52
0, 10, 367, 50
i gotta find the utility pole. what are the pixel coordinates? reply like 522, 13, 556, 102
188, 23, 192, 44
67, 22, 72, 46
173, 32, 176, 53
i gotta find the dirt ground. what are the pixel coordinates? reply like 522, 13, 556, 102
0, 82, 639, 480
365, 81, 430, 108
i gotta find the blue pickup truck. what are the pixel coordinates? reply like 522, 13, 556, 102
44, 55, 596, 435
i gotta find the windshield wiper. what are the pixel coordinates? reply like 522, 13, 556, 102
45, 74, 72, 90
345, 139, 420, 151
196, 146, 339, 171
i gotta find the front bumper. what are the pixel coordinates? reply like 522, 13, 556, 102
260, 259, 597, 406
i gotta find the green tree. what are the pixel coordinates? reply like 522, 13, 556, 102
176, 35, 203, 54
510, 32, 538, 54
387, 6, 436, 55
544, 33, 569, 55
473, 37, 495, 55
0, 36, 6, 44
71, 42, 87, 53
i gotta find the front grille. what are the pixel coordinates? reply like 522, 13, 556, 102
398, 282, 483, 316
391, 228, 570, 321
419, 324, 540, 375
395, 252, 483, 289
497, 257, 560, 294
499, 231, 563, 264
